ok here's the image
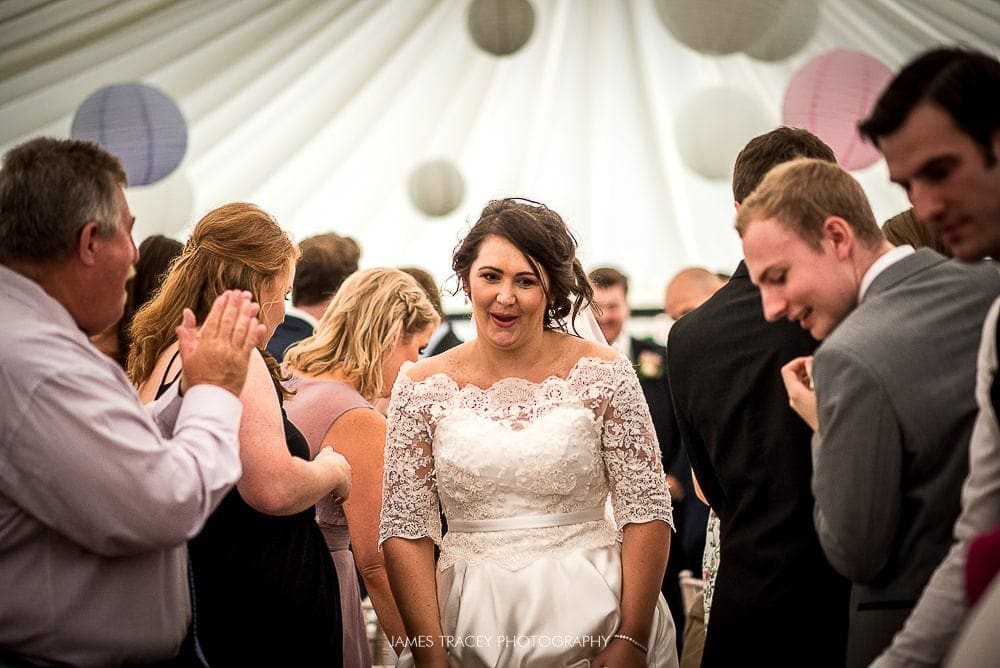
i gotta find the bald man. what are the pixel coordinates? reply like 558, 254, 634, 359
664, 268, 726, 321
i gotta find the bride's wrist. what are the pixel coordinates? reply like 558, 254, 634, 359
611, 633, 649, 654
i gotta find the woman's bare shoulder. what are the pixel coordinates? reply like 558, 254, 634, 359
136, 341, 181, 403
404, 341, 471, 384
560, 332, 617, 363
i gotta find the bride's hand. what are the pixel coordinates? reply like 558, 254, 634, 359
591, 637, 646, 668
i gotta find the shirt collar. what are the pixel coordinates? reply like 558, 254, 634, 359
609, 329, 632, 358
859, 245, 915, 302
285, 303, 319, 328
420, 322, 451, 359
0, 263, 81, 334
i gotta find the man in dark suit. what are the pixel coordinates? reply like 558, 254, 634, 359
662, 265, 725, 666
266, 232, 359, 360
739, 157, 1000, 667
667, 127, 850, 667
589, 266, 690, 646
401, 266, 463, 358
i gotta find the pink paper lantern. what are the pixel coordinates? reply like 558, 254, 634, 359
782, 49, 894, 171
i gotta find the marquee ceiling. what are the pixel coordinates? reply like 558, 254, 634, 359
1, 0, 998, 308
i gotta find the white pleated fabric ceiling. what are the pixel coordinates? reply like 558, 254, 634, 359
1, 0, 998, 308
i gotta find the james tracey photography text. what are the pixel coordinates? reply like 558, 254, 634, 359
391, 634, 611, 650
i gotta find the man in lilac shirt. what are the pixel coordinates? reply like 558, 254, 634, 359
0, 137, 265, 665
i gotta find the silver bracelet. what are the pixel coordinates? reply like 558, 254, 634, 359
612, 633, 648, 654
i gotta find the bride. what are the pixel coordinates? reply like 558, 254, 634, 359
379, 198, 678, 668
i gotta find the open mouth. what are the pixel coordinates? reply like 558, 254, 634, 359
491, 313, 518, 328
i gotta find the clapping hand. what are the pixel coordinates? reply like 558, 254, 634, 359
177, 290, 266, 397
781, 355, 819, 431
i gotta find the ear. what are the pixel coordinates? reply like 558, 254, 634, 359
77, 221, 101, 267
821, 216, 854, 259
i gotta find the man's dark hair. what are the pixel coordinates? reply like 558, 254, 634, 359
588, 266, 629, 296
0, 137, 127, 264
292, 232, 360, 307
859, 47, 1000, 162
732, 127, 837, 204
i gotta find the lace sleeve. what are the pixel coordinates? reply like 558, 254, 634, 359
378, 369, 442, 547
602, 356, 674, 530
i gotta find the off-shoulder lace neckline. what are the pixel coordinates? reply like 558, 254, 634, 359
401, 354, 626, 393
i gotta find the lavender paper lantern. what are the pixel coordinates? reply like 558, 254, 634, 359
408, 160, 465, 217
782, 49, 894, 171
71, 83, 188, 186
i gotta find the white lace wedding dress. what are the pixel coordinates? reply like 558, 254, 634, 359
379, 355, 678, 667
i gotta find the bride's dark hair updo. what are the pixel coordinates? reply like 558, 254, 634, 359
452, 197, 594, 333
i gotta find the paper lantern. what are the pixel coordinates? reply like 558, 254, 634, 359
744, 0, 819, 62
653, 0, 785, 55
126, 171, 194, 240
71, 83, 188, 186
408, 160, 465, 217
782, 49, 894, 171
468, 0, 535, 56
675, 87, 774, 180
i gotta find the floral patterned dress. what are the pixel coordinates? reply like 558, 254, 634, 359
379, 355, 679, 667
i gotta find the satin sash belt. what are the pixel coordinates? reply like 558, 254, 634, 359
447, 506, 605, 533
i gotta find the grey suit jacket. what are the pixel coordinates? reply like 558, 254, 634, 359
874, 295, 1000, 667
810, 250, 1000, 668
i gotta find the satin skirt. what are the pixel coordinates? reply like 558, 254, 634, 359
321, 522, 373, 668
398, 543, 678, 667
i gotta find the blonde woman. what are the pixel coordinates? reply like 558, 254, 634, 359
129, 203, 352, 666
283, 268, 439, 665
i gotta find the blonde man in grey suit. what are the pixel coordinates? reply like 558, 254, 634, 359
736, 158, 1000, 668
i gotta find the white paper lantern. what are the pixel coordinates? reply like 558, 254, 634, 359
468, 0, 535, 56
653, 0, 785, 55
744, 0, 820, 62
126, 171, 194, 241
675, 87, 774, 180
408, 160, 465, 217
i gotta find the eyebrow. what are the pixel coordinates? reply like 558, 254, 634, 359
477, 265, 536, 277
758, 267, 786, 283
891, 154, 960, 186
